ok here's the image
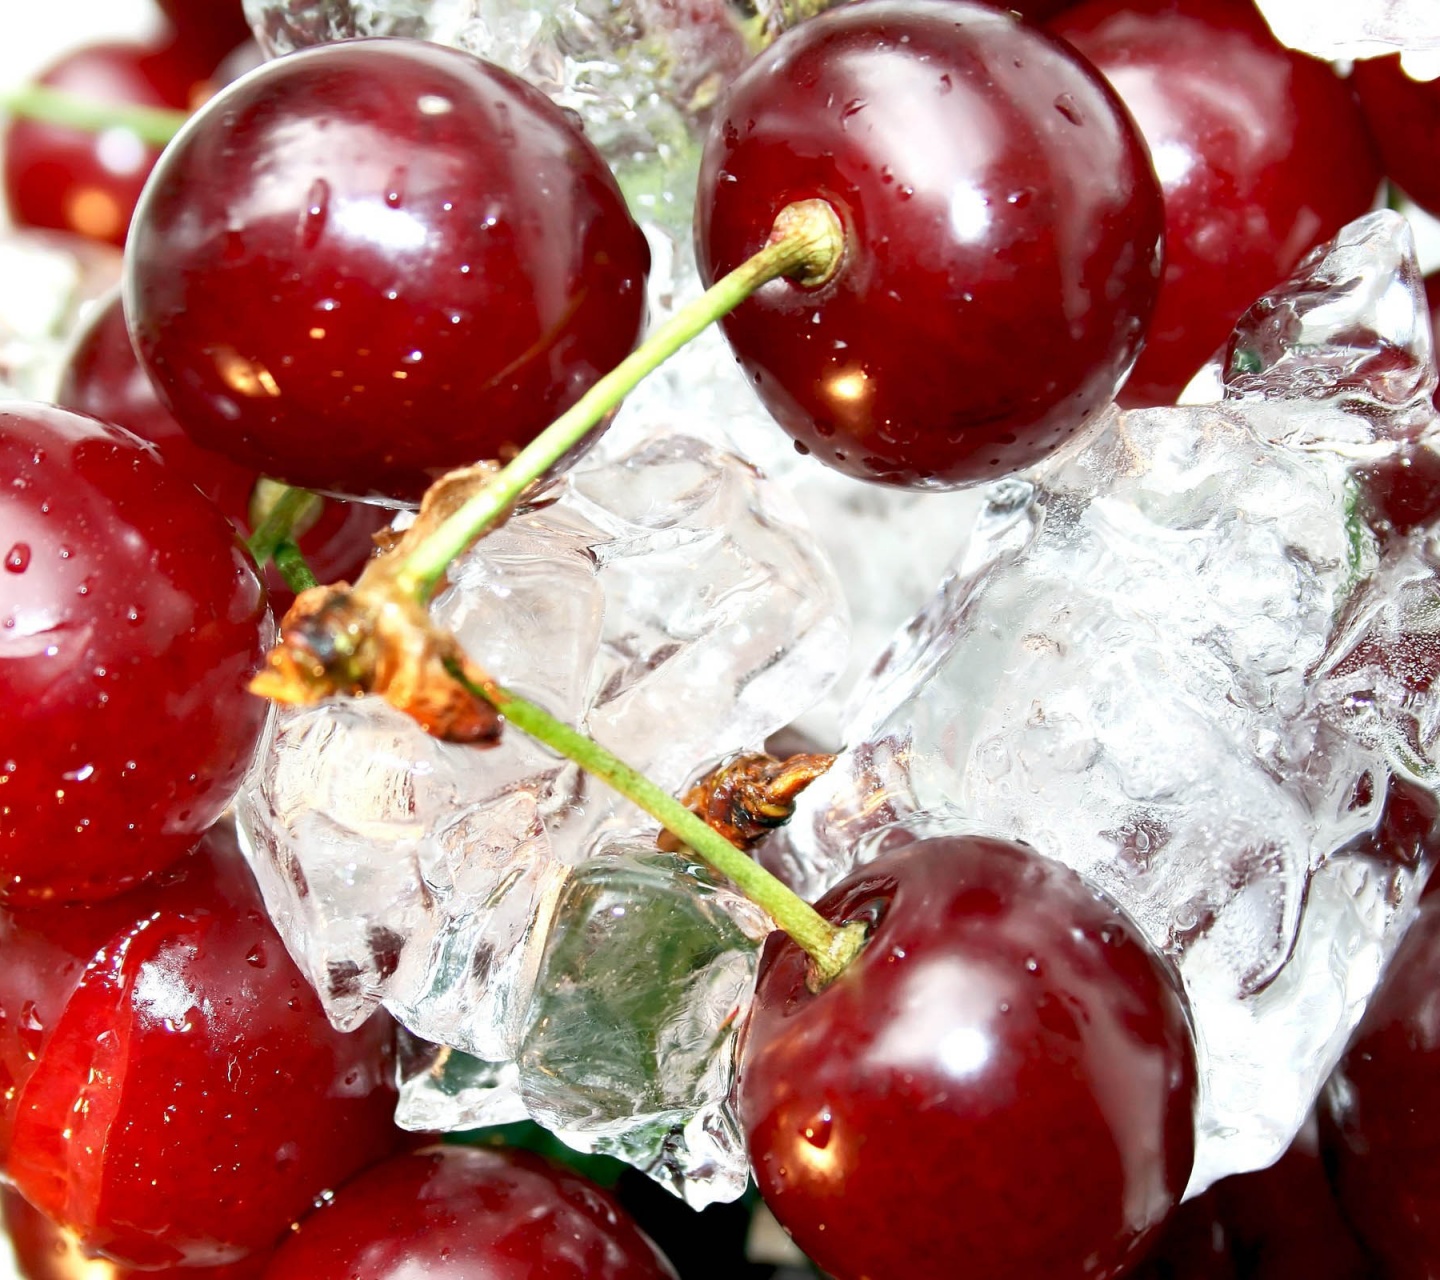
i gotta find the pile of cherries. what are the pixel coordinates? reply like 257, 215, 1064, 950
2, 0, 1439, 1276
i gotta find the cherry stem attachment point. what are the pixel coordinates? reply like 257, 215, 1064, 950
447, 662, 865, 983
0, 85, 189, 148
393, 198, 847, 602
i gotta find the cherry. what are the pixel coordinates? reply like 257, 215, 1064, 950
0, 824, 400, 1269
56, 293, 388, 610
738, 833, 1197, 1280
154, 0, 254, 73
3, 41, 208, 248
260, 1145, 678, 1280
696, 0, 1164, 488
1130, 1191, 1234, 1280
1321, 891, 1440, 1277
0, 403, 269, 904
3, 1186, 271, 1279
1049, 0, 1382, 407
1351, 56, 1440, 222
125, 39, 651, 503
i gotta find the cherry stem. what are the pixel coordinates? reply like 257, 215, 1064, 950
246, 486, 320, 568
0, 84, 188, 147
447, 662, 865, 983
393, 198, 847, 602
272, 540, 318, 594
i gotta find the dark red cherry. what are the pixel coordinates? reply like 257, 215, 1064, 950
696, 0, 1164, 488
0, 403, 269, 904
738, 834, 1197, 1280
3, 1186, 271, 1279
155, 0, 254, 72
0, 825, 400, 1270
125, 39, 651, 502
56, 293, 387, 610
3, 41, 205, 248
1321, 892, 1440, 1278
1049, 0, 1382, 406
261, 1145, 677, 1280
1352, 56, 1440, 222
1130, 1191, 1234, 1280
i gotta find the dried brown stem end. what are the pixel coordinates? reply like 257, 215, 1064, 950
249, 463, 507, 744
657, 751, 836, 853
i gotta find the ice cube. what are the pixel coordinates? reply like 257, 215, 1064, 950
0, 230, 120, 401
236, 428, 845, 1072
517, 845, 770, 1206
1253, 0, 1440, 68
778, 210, 1440, 1195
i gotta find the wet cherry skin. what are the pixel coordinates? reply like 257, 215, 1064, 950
155, 0, 254, 72
1049, 0, 1382, 406
125, 39, 651, 503
0, 403, 269, 904
3, 1186, 271, 1279
1320, 892, 1440, 1277
0, 825, 400, 1270
738, 834, 1197, 1280
260, 1145, 678, 1280
56, 293, 388, 611
1352, 56, 1440, 222
696, 0, 1164, 488
3, 41, 207, 248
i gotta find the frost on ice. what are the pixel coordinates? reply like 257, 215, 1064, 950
775, 210, 1440, 1195
1253, 0, 1440, 71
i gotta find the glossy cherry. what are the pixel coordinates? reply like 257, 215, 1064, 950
738, 833, 1197, 1280
260, 1145, 677, 1280
125, 39, 651, 502
696, 0, 1164, 488
1321, 892, 1440, 1277
0, 403, 269, 904
4, 41, 206, 248
1049, 0, 1382, 406
3, 1187, 271, 1279
155, 0, 254, 72
1352, 56, 1440, 222
0, 825, 400, 1269
57, 293, 387, 609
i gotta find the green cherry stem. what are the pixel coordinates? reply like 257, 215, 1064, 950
272, 540, 319, 594
246, 486, 322, 568
0, 84, 189, 147
393, 198, 847, 602
447, 661, 865, 983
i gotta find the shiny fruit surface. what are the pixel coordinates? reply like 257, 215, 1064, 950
3, 41, 204, 248
0, 403, 268, 904
1352, 55, 1440, 221
0, 825, 399, 1269
738, 834, 1197, 1280
1050, 0, 1382, 405
125, 38, 651, 502
56, 293, 387, 610
261, 1145, 678, 1280
696, 0, 1164, 488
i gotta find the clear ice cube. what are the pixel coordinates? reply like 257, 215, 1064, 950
240, 0, 833, 232
777, 211, 1440, 1196
0, 231, 120, 401
236, 428, 846, 1127
517, 845, 770, 1205
1253, 0, 1440, 65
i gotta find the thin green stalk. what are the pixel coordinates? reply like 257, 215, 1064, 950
272, 540, 319, 594
246, 486, 321, 567
393, 199, 846, 602
0, 85, 188, 147
454, 666, 864, 983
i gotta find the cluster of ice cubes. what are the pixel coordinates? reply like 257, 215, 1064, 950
774, 210, 1440, 1196
240, 0, 833, 234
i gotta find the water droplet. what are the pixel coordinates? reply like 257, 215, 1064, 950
245, 943, 267, 968
802, 1109, 833, 1149
840, 97, 868, 125
18, 1001, 44, 1057
300, 179, 330, 250
1054, 94, 1083, 126
4, 543, 29, 573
